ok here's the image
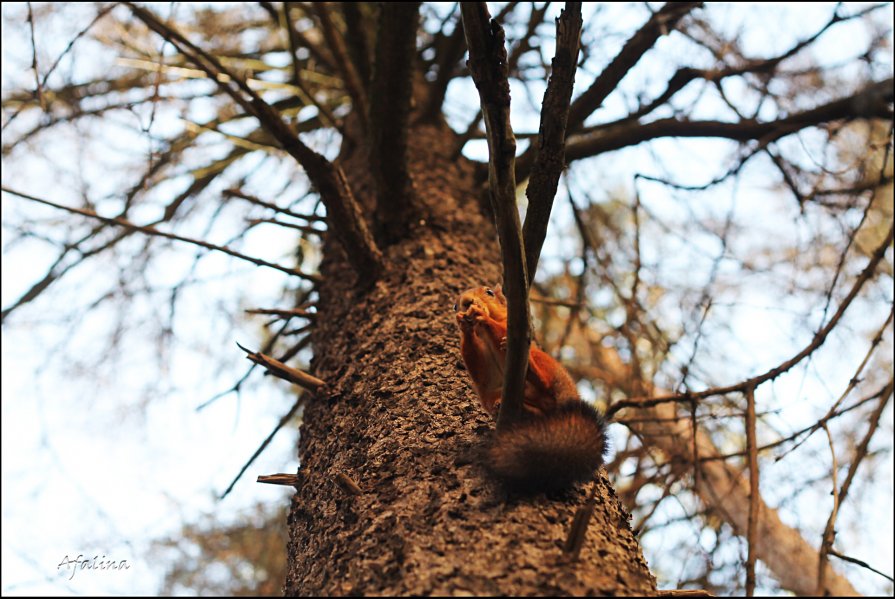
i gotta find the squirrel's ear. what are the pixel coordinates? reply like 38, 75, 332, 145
495, 285, 506, 302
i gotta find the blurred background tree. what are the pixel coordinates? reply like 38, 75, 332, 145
1, 2, 892, 595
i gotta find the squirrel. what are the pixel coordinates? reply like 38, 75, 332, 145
454, 285, 606, 491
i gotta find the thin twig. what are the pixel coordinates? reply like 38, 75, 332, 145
236, 342, 325, 391
515, 1, 702, 181
281, 3, 341, 132
606, 221, 894, 417
828, 549, 894, 583
3, 4, 117, 132
817, 383, 893, 593
247, 218, 326, 236
220, 395, 305, 499
224, 188, 326, 223
745, 384, 759, 597
2, 186, 321, 282
816, 422, 840, 595
245, 307, 317, 319
26, 2, 46, 112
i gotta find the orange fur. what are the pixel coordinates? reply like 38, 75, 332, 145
454, 285, 606, 490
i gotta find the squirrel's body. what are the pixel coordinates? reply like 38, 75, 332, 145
455, 286, 606, 490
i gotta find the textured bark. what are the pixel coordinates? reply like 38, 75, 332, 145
284, 122, 657, 595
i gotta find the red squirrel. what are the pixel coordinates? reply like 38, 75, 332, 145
454, 285, 606, 490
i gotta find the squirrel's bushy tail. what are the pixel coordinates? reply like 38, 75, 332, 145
486, 401, 607, 491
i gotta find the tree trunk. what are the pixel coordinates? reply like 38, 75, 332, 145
284, 121, 657, 595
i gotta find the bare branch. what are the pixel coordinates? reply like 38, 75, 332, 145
564, 78, 894, 162
607, 220, 894, 417
247, 218, 326, 237
817, 422, 841, 595
567, 2, 703, 130
264, 1, 336, 72
26, 3, 45, 112
421, 10, 467, 121
236, 342, 325, 391
818, 382, 893, 594
245, 307, 317, 319
522, 2, 583, 284
281, 3, 342, 131
223, 188, 325, 223
617, 4, 890, 128
342, 3, 372, 88
257, 473, 302, 488
127, 2, 383, 284
828, 549, 895, 583
310, 2, 368, 129
423, 2, 521, 121
370, 2, 421, 243
461, 2, 530, 428
2, 186, 321, 283
221, 394, 306, 499
3, 4, 116, 132
515, 2, 701, 182
745, 384, 759, 597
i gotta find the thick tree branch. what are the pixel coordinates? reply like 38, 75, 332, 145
521, 2, 582, 284
341, 3, 372, 89
568, 1, 702, 130
423, 2, 520, 122
127, 2, 383, 285
281, 3, 341, 132
461, 2, 530, 428
310, 2, 368, 130
370, 2, 420, 244
263, 1, 337, 72
564, 77, 894, 162
421, 13, 467, 121
515, 2, 701, 182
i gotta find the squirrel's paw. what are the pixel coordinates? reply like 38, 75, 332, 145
464, 305, 486, 325
457, 305, 485, 330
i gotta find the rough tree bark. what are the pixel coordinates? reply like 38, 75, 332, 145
283, 119, 657, 595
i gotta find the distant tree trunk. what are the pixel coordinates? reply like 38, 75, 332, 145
284, 119, 657, 595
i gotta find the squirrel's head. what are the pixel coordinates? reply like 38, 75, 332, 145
454, 285, 508, 325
